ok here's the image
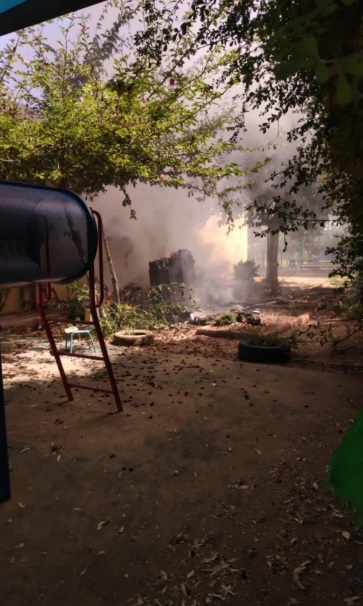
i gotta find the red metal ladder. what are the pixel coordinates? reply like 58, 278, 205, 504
37, 209, 122, 412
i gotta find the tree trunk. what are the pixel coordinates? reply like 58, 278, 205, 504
266, 230, 280, 295
102, 228, 120, 304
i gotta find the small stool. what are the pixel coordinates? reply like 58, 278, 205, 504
64, 326, 97, 354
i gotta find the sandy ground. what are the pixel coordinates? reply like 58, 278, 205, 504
0, 276, 363, 606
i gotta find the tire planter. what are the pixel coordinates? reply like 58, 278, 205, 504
238, 340, 291, 364
112, 330, 155, 346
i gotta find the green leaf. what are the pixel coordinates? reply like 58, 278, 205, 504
315, 62, 333, 83
181, 21, 191, 35
320, 2, 338, 17
274, 45, 311, 80
344, 57, 363, 76
336, 73, 352, 105
341, 0, 355, 5
303, 35, 319, 58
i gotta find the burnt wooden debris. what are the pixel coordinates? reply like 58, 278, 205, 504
149, 249, 195, 289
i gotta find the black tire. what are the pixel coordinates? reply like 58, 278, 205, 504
238, 340, 291, 364
112, 330, 154, 346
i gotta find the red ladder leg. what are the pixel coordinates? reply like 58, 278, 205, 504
37, 283, 73, 401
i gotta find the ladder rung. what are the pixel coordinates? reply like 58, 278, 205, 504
38, 280, 122, 412
48, 319, 95, 326
57, 351, 104, 361
67, 383, 114, 394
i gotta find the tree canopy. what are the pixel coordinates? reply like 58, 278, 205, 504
2, 0, 362, 280
0, 4, 256, 220
135, 0, 363, 278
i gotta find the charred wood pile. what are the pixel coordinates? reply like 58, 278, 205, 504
149, 249, 195, 289
118, 283, 144, 306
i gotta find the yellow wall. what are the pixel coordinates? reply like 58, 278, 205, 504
0, 283, 69, 315
0, 287, 22, 314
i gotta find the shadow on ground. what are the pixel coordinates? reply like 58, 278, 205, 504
0, 337, 362, 606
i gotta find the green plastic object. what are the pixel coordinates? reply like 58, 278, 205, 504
327, 408, 363, 525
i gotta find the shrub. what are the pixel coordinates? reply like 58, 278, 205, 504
215, 312, 237, 326
233, 260, 259, 282
100, 283, 199, 336
61, 281, 199, 336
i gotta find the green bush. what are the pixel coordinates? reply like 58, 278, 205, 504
57, 280, 91, 320
100, 283, 199, 336
60, 281, 199, 336
233, 260, 259, 282
215, 312, 237, 326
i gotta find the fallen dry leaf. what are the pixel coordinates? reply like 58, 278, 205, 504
292, 560, 311, 590
222, 584, 237, 597
159, 570, 168, 582
181, 582, 189, 597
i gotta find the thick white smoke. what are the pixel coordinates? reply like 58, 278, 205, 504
91, 184, 248, 307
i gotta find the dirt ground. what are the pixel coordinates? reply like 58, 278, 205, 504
1, 276, 363, 606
